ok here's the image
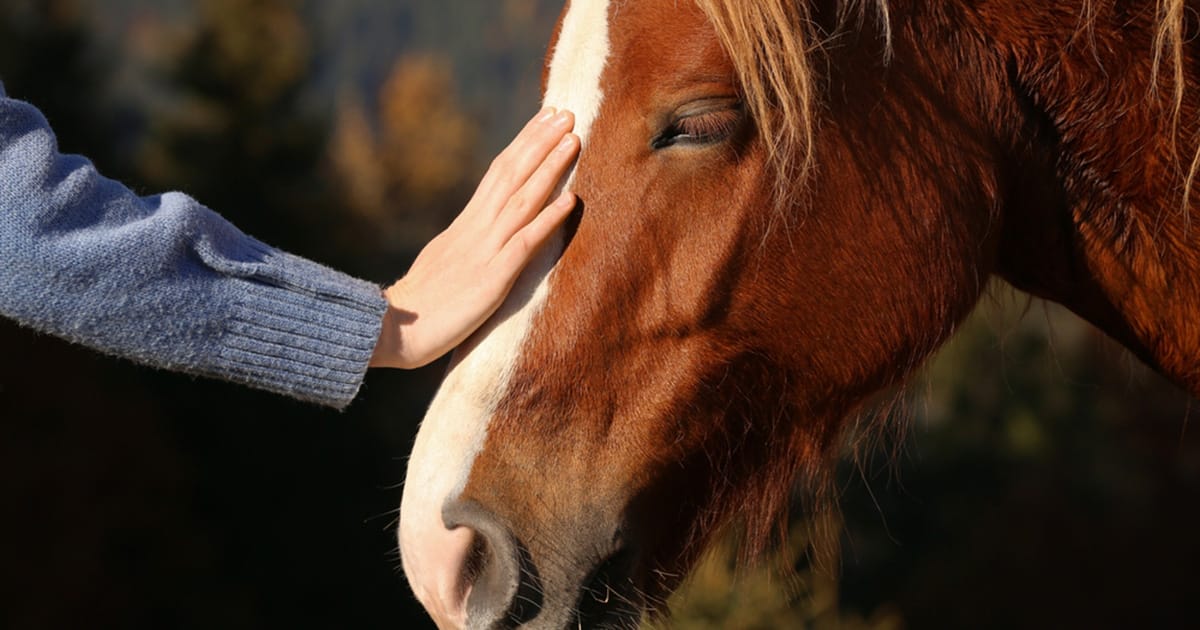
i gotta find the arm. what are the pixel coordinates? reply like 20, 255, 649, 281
0, 83, 388, 409
0, 82, 579, 408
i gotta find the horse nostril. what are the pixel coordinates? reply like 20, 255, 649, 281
442, 500, 543, 627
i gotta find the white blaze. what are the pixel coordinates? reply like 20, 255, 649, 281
398, 0, 612, 626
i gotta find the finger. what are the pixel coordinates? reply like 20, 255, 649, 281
492, 132, 580, 240
474, 110, 576, 212
493, 191, 577, 274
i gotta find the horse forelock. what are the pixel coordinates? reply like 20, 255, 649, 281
694, 0, 1195, 210
692, 0, 891, 209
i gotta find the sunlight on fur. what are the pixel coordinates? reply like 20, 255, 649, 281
694, 0, 1196, 212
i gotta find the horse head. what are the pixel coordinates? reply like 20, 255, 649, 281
398, 0, 1200, 627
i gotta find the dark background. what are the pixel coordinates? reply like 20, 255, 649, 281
2, 1, 1199, 628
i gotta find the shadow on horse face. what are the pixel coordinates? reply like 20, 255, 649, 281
398, 1, 1025, 627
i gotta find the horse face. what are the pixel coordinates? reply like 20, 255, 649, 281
400, 1, 997, 627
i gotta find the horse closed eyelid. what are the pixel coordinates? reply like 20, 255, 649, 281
652, 105, 745, 150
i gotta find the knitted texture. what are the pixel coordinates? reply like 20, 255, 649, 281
0, 82, 387, 409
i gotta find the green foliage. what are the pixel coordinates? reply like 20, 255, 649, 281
653, 529, 903, 630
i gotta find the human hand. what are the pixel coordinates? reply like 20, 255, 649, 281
369, 108, 579, 369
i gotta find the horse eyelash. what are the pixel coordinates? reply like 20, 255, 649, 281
653, 106, 745, 150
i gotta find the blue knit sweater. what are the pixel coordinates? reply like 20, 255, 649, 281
0, 82, 388, 409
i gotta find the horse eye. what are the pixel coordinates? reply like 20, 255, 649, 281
652, 105, 744, 150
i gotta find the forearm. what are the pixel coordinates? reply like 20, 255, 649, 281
0, 83, 386, 409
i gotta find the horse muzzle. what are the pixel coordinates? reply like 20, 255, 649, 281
403, 498, 643, 629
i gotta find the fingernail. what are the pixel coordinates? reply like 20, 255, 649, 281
555, 134, 577, 153
554, 191, 574, 207
536, 107, 557, 122
551, 110, 573, 128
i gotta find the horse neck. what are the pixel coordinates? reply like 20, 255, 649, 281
899, 0, 1200, 395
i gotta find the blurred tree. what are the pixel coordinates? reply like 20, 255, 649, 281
305, 0, 562, 155
329, 95, 387, 217
838, 291, 1200, 628
502, 0, 540, 26
330, 54, 476, 246
133, 0, 350, 264
0, 0, 131, 176
657, 527, 902, 630
0, 3, 243, 627
0, 2, 450, 628
663, 287, 1200, 629
377, 56, 475, 208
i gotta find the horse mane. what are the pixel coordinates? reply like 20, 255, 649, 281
687, 0, 1196, 563
693, 0, 1196, 210
1151, 0, 1200, 213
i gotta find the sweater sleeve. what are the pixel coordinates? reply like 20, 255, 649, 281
0, 84, 388, 409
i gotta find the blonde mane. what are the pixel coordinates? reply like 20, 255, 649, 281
693, 0, 1196, 211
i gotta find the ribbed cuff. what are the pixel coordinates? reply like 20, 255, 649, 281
210, 248, 387, 410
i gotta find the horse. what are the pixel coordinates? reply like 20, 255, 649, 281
398, 0, 1200, 627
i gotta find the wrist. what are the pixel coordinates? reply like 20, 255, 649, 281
370, 290, 404, 369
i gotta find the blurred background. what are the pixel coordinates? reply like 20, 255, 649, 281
1, 1, 1198, 628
